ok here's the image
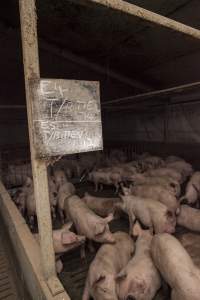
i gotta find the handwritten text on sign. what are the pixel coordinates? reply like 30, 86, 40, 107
30, 79, 103, 158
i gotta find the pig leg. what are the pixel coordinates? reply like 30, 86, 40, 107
114, 183, 119, 194
59, 209, 65, 224
94, 181, 98, 192
80, 244, 86, 259
128, 212, 136, 235
88, 240, 95, 253
100, 184, 103, 191
82, 280, 90, 300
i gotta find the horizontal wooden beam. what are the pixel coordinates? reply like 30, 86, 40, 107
80, 0, 200, 40
103, 80, 200, 106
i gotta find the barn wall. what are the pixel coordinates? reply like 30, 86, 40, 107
0, 48, 135, 147
104, 101, 200, 144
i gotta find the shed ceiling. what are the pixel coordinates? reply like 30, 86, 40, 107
1, 0, 200, 105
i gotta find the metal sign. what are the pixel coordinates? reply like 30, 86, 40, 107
30, 79, 103, 158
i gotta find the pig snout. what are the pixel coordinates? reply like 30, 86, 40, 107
62, 232, 85, 245
126, 296, 136, 300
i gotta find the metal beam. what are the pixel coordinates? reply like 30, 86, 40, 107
103, 80, 200, 106
79, 0, 200, 40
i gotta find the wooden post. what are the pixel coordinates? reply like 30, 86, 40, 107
19, 0, 57, 283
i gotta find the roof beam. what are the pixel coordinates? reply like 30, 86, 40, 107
79, 0, 200, 40
0, 20, 151, 91
103, 80, 200, 105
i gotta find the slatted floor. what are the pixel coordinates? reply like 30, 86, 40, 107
0, 238, 20, 300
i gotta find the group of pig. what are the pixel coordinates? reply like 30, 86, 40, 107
10, 151, 200, 299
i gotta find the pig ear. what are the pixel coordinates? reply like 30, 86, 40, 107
62, 221, 73, 231
132, 221, 143, 237
94, 223, 105, 236
104, 213, 114, 223
91, 274, 106, 287
115, 270, 127, 281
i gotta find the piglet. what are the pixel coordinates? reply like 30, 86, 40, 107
82, 192, 120, 217
35, 222, 85, 273
116, 222, 161, 300
177, 205, 200, 232
82, 231, 134, 300
117, 194, 176, 234
151, 233, 200, 300
64, 195, 115, 258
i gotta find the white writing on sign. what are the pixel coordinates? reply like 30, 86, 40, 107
40, 80, 100, 121
31, 79, 103, 157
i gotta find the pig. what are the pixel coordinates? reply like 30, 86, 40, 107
165, 155, 184, 164
88, 170, 122, 193
130, 184, 180, 215
166, 161, 193, 182
7, 163, 32, 186
82, 192, 120, 217
116, 194, 176, 234
14, 176, 33, 215
53, 169, 68, 188
52, 222, 86, 253
129, 173, 180, 197
35, 222, 85, 273
151, 233, 200, 300
82, 231, 134, 300
64, 195, 115, 258
180, 171, 200, 205
57, 181, 76, 223
141, 156, 165, 169
116, 222, 161, 300
146, 167, 182, 183
177, 205, 200, 232
178, 233, 200, 269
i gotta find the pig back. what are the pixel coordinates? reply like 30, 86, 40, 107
151, 234, 200, 290
177, 205, 200, 232
91, 232, 134, 274
64, 195, 106, 239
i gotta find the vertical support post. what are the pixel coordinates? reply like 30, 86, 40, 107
19, 0, 56, 280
